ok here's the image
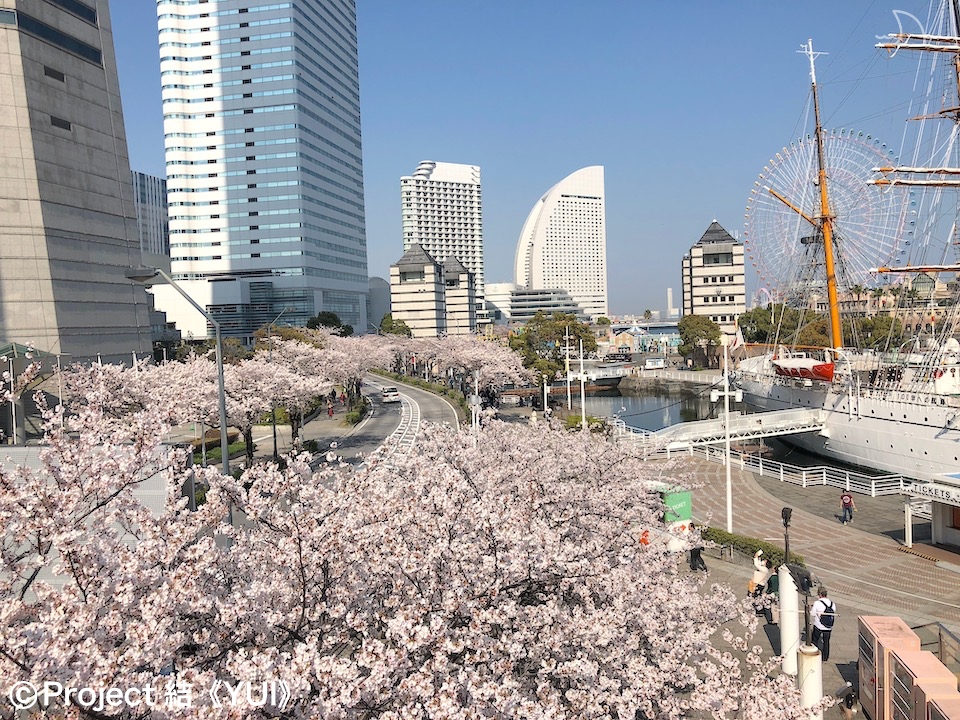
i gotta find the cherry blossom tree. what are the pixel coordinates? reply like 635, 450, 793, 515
0, 358, 813, 718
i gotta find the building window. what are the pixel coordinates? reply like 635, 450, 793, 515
50, 115, 72, 131
16, 11, 102, 65
43, 65, 65, 82
951, 507, 960, 529
45, 0, 97, 25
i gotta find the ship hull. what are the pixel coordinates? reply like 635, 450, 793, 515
737, 362, 960, 483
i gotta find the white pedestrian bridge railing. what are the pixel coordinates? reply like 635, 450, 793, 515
609, 417, 907, 498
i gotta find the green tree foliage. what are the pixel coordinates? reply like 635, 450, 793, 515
737, 304, 803, 345
849, 314, 905, 349
677, 315, 721, 358
508, 312, 597, 378
643, 309, 653, 320
595, 316, 611, 326
379, 313, 413, 337
739, 303, 905, 350
307, 311, 352, 337
794, 316, 831, 348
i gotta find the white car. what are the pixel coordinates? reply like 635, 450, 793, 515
381, 386, 401, 403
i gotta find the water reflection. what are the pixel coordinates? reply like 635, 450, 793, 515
582, 389, 724, 433
580, 389, 840, 469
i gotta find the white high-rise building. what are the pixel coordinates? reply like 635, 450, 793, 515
155, 0, 368, 341
401, 161, 484, 326
514, 166, 608, 319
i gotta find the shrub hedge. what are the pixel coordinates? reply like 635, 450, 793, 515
700, 526, 804, 567
192, 440, 246, 466
345, 398, 369, 425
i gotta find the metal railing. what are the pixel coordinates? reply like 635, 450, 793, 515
638, 369, 723, 385
610, 418, 907, 497
914, 622, 960, 675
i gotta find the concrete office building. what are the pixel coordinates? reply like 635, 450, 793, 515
514, 166, 608, 319
389, 244, 446, 338
388, 244, 477, 338
442, 255, 476, 336
367, 276, 390, 332
154, 0, 368, 341
0, 0, 152, 362
401, 161, 484, 326
132, 170, 170, 271
681, 220, 746, 336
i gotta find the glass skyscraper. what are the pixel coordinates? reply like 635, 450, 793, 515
155, 0, 368, 340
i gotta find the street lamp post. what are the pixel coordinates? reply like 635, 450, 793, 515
710, 336, 741, 533
579, 338, 586, 430
126, 266, 230, 477
6, 358, 16, 445
267, 308, 290, 461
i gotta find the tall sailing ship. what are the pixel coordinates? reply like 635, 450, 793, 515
735, 7, 960, 488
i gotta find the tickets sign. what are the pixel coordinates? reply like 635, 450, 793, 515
905, 480, 960, 507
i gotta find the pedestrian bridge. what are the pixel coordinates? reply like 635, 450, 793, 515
616, 408, 828, 454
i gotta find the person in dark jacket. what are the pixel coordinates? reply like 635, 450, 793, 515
764, 563, 779, 624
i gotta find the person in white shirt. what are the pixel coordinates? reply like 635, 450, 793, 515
749, 550, 771, 615
811, 587, 837, 661
750, 550, 770, 593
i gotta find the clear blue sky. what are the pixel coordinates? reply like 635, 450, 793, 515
111, 1, 927, 316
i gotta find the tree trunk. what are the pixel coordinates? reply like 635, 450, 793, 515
244, 426, 254, 466
291, 411, 301, 444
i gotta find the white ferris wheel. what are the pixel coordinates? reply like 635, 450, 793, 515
744, 129, 909, 300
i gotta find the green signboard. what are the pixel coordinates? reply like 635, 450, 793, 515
662, 489, 692, 524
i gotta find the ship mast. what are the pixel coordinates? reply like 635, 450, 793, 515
874, 1, 960, 188
803, 40, 845, 350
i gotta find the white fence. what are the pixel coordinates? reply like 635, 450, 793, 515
611, 419, 907, 497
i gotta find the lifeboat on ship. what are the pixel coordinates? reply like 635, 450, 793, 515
771, 349, 835, 383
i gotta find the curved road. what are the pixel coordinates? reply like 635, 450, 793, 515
315, 376, 459, 468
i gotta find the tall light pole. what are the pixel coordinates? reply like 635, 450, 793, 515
267, 308, 290, 461
126, 266, 230, 477
6, 357, 16, 445
710, 336, 741, 533
579, 338, 587, 430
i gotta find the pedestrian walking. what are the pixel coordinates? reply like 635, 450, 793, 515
749, 550, 769, 594
840, 491, 857, 524
764, 563, 779, 624
689, 544, 708, 572
339, 392, 346, 405
749, 550, 770, 615
327, 399, 334, 418
812, 587, 837, 661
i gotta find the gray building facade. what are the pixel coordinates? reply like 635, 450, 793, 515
0, 0, 152, 362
